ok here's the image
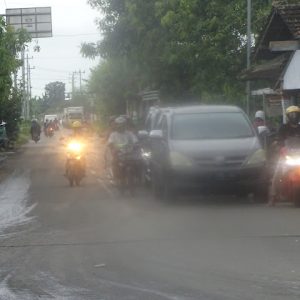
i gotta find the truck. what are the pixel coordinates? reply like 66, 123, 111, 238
63, 107, 84, 128
44, 114, 58, 123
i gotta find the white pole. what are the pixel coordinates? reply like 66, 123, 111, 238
246, 0, 251, 115
21, 47, 26, 120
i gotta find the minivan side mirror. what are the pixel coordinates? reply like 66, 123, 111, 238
149, 129, 163, 139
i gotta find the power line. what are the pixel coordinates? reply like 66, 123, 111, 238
36, 67, 73, 73
53, 33, 99, 38
31, 78, 69, 81
33, 57, 82, 60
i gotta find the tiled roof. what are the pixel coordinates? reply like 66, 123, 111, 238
240, 53, 291, 81
275, 4, 300, 38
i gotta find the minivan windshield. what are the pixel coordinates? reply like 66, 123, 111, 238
171, 112, 254, 140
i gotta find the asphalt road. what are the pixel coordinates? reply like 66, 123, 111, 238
0, 133, 300, 299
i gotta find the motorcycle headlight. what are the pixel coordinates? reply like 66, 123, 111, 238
246, 149, 266, 166
142, 151, 151, 159
170, 151, 192, 167
285, 155, 300, 166
68, 142, 82, 152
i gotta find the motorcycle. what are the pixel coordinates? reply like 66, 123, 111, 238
32, 132, 40, 143
137, 130, 152, 186
47, 126, 54, 138
278, 137, 300, 207
65, 141, 85, 187
114, 144, 140, 195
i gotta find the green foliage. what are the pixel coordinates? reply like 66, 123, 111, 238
69, 89, 94, 114
30, 96, 44, 119
44, 81, 66, 107
88, 57, 139, 116
1, 88, 23, 139
84, 0, 272, 115
15, 121, 31, 146
0, 20, 31, 139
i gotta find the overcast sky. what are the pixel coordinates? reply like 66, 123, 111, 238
0, 0, 101, 97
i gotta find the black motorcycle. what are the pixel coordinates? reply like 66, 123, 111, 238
32, 132, 40, 143
114, 144, 140, 195
137, 130, 152, 186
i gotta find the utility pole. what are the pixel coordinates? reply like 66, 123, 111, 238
29, 66, 35, 103
74, 70, 85, 93
246, 0, 252, 116
21, 47, 26, 120
26, 53, 30, 120
26, 53, 34, 119
80, 70, 85, 93
72, 72, 75, 97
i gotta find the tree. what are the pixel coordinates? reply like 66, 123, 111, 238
0, 19, 31, 138
83, 0, 272, 114
88, 57, 140, 116
43, 81, 66, 109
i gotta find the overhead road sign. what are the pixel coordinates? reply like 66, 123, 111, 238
142, 90, 160, 102
6, 7, 52, 38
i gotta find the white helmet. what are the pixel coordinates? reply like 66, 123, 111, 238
115, 116, 127, 125
255, 110, 265, 121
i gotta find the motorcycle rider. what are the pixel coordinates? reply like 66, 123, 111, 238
268, 105, 300, 206
30, 119, 41, 140
44, 119, 49, 136
253, 110, 266, 129
46, 120, 55, 137
107, 116, 138, 179
64, 121, 86, 176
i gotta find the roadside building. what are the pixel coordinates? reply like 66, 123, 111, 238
241, 3, 300, 123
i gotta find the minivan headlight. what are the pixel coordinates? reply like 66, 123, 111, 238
170, 151, 192, 167
246, 149, 266, 166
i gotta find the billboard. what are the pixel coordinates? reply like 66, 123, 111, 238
6, 7, 52, 38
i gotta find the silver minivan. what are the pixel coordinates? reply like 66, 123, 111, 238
149, 105, 267, 198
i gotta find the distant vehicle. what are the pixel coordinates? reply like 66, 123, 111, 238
63, 107, 84, 128
148, 105, 267, 199
44, 114, 58, 123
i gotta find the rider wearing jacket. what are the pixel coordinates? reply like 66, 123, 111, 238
108, 116, 138, 149
107, 116, 138, 178
30, 119, 41, 140
269, 106, 300, 206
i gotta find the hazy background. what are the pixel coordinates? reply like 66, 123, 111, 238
0, 0, 101, 96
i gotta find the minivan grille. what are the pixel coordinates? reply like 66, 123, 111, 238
195, 156, 246, 167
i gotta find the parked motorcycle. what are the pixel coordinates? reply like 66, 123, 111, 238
278, 137, 300, 207
65, 141, 85, 187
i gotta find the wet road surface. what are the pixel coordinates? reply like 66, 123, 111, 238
0, 134, 300, 299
